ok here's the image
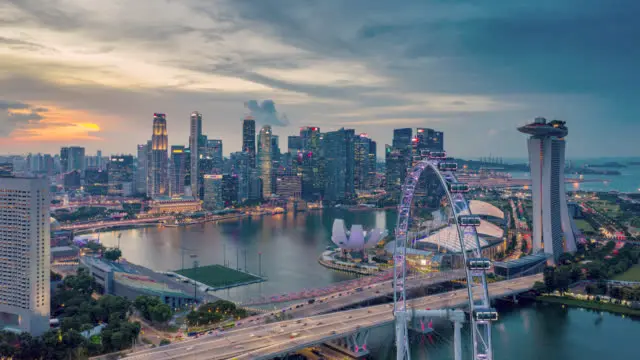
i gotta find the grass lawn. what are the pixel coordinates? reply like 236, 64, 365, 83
575, 219, 596, 233
613, 264, 640, 282
175, 264, 261, 288
537, 296, 640, 316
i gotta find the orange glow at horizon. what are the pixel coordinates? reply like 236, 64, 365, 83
4, 105, 104, 142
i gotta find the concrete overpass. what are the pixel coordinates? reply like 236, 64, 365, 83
125, 274, 541, 360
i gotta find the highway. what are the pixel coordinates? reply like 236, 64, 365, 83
125, 274, 541, 360
232, 270, 466, 330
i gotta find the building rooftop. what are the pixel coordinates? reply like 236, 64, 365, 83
518, 117, 568, 137
468, 200, 505, 220
417, 224, 492, 253
493, 253, 550, 269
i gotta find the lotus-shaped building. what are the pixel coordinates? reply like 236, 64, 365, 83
331, 219, 385, 250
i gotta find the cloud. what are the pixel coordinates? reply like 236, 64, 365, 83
0, 99, 31, 110
0, 99, 48, 135
245, 100, 290, 127
0, 0, 638, 157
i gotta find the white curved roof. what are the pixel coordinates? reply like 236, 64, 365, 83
469, 200, 505, 220
331, 219, 381, 250
477, 220, 504, 239
416, 220, 503, 253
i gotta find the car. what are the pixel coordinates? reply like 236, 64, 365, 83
347, 315, 352, 319
316, 321, 323, 325
311, 349, 322, 356
330, 330, 337, 335
186, 346, 194, 351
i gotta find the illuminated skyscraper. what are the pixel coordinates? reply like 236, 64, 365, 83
323, 128, 355, 202
189, 111, 202, 198
257, 125, 273, 198
518, 117, 577, 263
242, 116, 256, 168
149, 113, 168, 197
170, 146, 187, 196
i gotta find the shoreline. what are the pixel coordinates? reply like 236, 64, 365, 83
536, 295, 640, 317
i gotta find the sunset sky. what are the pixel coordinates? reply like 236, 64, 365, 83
1, 0, 639, 158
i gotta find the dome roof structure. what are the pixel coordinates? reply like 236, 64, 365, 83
331, 219, 384, 250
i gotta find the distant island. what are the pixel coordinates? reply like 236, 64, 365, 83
584, 161, 627, 168
628, 161, 640, 166
569, 168, 621, 176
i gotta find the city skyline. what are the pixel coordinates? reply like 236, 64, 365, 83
1, 1, 639, 158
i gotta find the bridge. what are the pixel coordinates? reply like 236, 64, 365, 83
59, 216, 172, 231
125, 274, 541, 360
234, 270, 466, 324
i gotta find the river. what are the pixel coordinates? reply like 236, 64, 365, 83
98, 208, 640, 359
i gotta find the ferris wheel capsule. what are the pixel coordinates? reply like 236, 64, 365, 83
438, 162, 458, 171
474, 307, 499, 322
449, 183, 470, 193
458, 215, 481, 227
428, 151, 447, 159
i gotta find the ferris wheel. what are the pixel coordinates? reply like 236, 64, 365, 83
392, 151, 496, 360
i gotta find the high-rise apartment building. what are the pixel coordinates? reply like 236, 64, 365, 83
170, 146, 188, 196
189, 111, 202, 198
323, 128, 355, 202
0, 177, 50, 335
242, 116, 256, 168
60, 146, 85, 173
518, 117, 577, 263
149, 113, 168, 197
257, 125, 273, 198
60, 147, 69, 173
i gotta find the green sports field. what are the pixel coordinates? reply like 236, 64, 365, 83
613, 264, 640, 282
175, 264, 261, 288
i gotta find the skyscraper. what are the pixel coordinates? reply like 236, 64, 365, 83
323, 128, 355, 202
136, 143, 149, 194
518, 117, 577, 263
189, 111, 202, 198
257, 125, 273, 198
60, 146, 85, 172
242, 116, 256, 168
149, 113, 168, 197
60, 147, 69, 173
287, 135, 302, 154
107, 155, 134, 196
206, 139, 223, 174
299, 126, 323, 200
230, 151, 251, 203
0, 177, 50, 335
203, 174, 224, 211
354, 134, 374, 192
170, 146, 187, 196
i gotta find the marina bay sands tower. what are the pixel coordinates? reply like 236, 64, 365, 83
518, 117, 577, 264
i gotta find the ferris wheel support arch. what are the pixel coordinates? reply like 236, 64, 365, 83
393, 157, 494, 360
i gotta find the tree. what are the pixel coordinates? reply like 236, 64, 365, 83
555, 269, 571, 295
160, 339, 171, 346
149, 303, 172, 323
103, 247, 122, 262
532, 281, 547, 294
543, 266, 556, 293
